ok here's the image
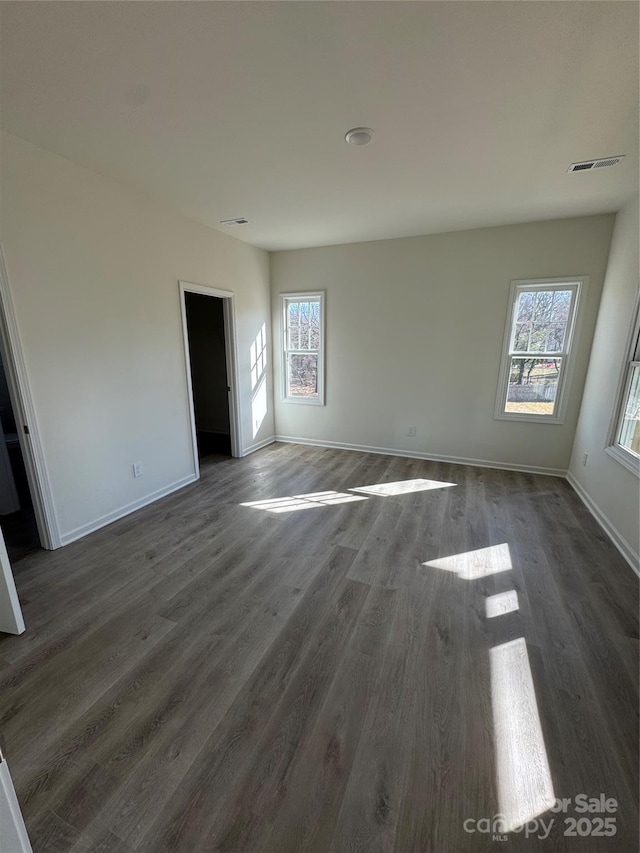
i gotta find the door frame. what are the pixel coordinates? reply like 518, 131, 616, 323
0, 741, 33, 851
0, 245, 60, 550
0, 525, 25, 634
178, 281, 242, 475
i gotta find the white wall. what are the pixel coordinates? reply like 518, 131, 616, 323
0, 132, 273, 544
272, 216, 614, 473
568, 197, 640, 568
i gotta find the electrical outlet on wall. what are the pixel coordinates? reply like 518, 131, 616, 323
407, 426, 417, 437
133, 462, 143, 478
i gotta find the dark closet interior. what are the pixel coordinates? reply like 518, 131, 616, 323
184, 292, 232, 459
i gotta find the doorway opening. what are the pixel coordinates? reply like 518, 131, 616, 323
180, 282, 241, 472
0, 354, 39, 563
0, 245, 59, 557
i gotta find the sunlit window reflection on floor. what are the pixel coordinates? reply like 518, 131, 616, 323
351, 478, 456, 497
241, 491, 368, 513
490, 637, 555, 832
485, 589, 519, 618
423, 543, 512, 580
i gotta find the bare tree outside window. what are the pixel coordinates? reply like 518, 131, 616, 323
496, 280, 583, 422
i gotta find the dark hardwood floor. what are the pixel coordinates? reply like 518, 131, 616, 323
0, 443, 637, 852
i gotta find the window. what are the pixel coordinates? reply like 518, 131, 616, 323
495, 278, 585, 423
607, 296, 640, 475
281, 292, 325, 404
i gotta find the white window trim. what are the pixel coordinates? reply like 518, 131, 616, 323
605, 289, 640, 477
280, 291, 325, 406
494, 277, 588, 425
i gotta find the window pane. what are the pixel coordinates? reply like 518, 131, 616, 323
545, 323, 566, 352
525, 321, 566, 353
515, 291, 535, 323
513, 322, 529, 352
550, 291, 572, 323
512, 288, 572, 355
529, 322, 548, 351
617, 365, 640, 457
299, 302, 310, 349
309, 300, 321, 349
287, 299, 321, 352
287, 353, 318, 398
534, 290, 556, 322
504, 357, 562, 416
287, 302, 300, 350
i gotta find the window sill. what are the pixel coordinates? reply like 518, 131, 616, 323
494, 411, 565, 425
605, 444, 640, 477
282, 396, 325, 407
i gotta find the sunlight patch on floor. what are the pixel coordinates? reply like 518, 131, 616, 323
240, 491, 368, 513
423, 543, 512, 580
490, 637, 555, 832
485, 589, 519, 618
350, 478, 456, 497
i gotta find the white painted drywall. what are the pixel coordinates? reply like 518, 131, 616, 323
568, 197, 640, 567
0, 132, 273, 543
271, 216, 614, 472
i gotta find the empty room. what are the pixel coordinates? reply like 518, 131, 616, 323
0, 2, 638, 851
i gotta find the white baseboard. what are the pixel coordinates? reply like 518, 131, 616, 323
241, 436, 276, 457
59, 473, 198, 547
565, 472, 639, 576
274, 435, 567, 477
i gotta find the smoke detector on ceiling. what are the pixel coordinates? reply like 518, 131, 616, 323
568, 155, 625, 172
345, 127, 375, 146
220, 217, 250, 226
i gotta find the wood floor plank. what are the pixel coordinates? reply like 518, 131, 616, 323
0, 444, 636, 853
393, 559, 471, 849
253, 585, 397, 853
136, 546, 365, 852
0, 608, 177, 762
18, 551, 300, 824
329, 576, 426, 853
41, 579, 304, 852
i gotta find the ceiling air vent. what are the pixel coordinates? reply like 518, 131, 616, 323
220, 217, 250, 226
568, 155, 624, 173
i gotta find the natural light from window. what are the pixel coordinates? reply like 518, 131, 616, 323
251, 375, 268, 439
281, 293, 324, 405
485, 589, 519, 619
250, 324, 268, 438
351, 478, 456, 497
423, 543, 512, 580
241, 491, 368, 513
496, 279, 582, 423
505, 288, 573, 416
250, 323, 267, 391
607, 299, 640, 474
616, 363, 640, 456
490, 637, 555, 831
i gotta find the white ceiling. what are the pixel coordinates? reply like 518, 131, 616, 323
1, 1, 637, 251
